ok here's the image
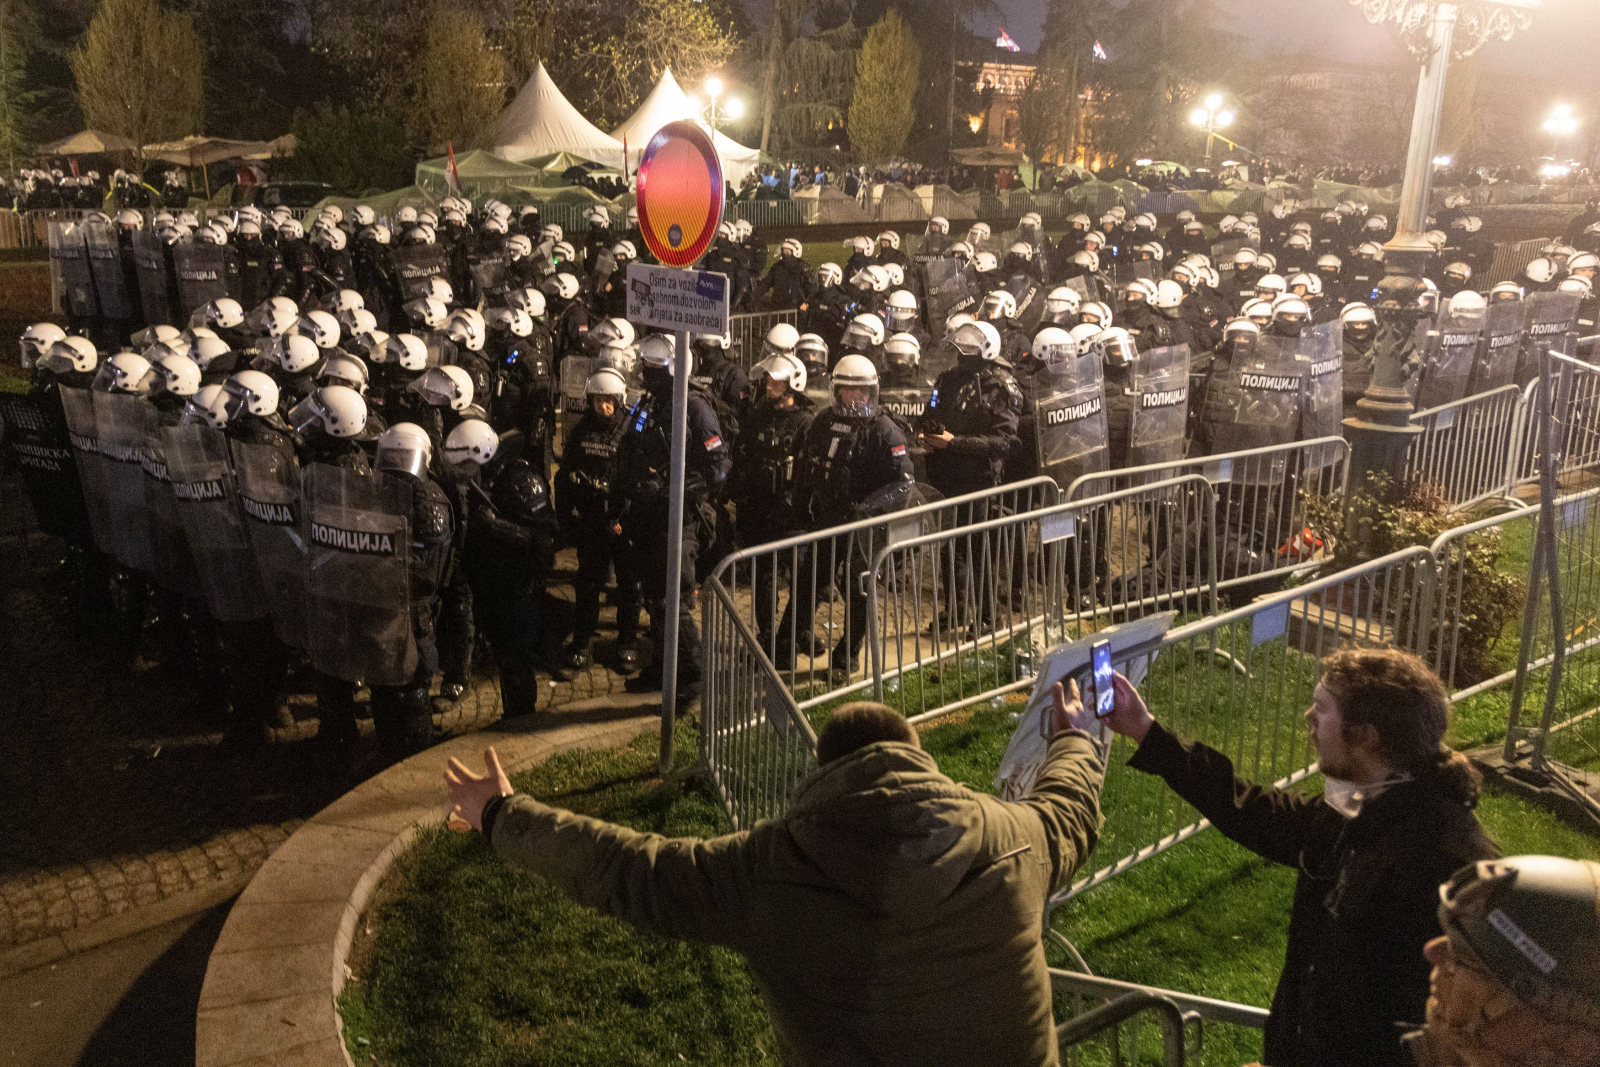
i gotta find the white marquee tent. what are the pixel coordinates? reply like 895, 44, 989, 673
486, 62, 626, 169
610, 68, 761, 187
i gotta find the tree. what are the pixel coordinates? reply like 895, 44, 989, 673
754, 0, 858, 156
71, 0, 203, 155
278, 101, 415, 193
847, 10, 919, 164
0, 0, 41, 167
415, 3, 505, 152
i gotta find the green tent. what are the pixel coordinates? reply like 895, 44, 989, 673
304, 185, 438, 223
414, 149, 546, 201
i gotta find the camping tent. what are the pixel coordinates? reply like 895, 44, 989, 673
793, 185, 869, 224
609, 68, 761, 186
415, 149, 547, 201
914, 184, 978, 221
485, 62, 626, 168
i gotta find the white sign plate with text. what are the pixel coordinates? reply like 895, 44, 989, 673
626, 264, 730, 335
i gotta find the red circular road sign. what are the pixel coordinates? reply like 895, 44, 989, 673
635, 120, 724, 269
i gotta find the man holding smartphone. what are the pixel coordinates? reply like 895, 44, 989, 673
1096, 647, 1497, 1067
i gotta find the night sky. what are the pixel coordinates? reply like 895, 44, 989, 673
970, 0, 1600, 95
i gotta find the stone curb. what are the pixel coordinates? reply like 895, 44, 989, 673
192, 693, 662, 1067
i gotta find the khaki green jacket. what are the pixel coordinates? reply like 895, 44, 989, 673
489, 732, 1105, 1066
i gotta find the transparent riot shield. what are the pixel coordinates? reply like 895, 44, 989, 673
1300, 321, 1344, 470
58, 386, 117, 555
923, 257, 975, 329
0, 391, 88, 541
1008, 277, 1044, 337
589, 249, 617, 295
1415, 300, 1485, 411
1214, 332, 1303, 486
92, 390, 156, 573
390, 244, 450, 301
141, 423, 198, 594
133, 231, 172, 327
83, 221, 132, 323
1034, 359, 1110, 490
302, 463, 416, 687
1210, 236, 1253, 263
471, 253, 512, 306
231, 440, 309, 650
161, 424, 265, 623
560, 354, 599, 416
1470, 299, 1527, 394
50, 222, 100, 320
1126, 343, 1191, 482
171, 242, 228, 321
1517, 291, 1583, 386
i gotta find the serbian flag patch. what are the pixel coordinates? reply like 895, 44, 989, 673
891, 444, 907, 457
704, 435, 722, 450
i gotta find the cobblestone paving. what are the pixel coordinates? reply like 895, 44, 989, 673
0, 496, 652, 954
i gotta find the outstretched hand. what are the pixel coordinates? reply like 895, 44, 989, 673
445, 747, 513, 833
1045, 678, 1100, 738
1101, 672, 1155, 743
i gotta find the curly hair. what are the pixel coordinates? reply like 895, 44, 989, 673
1319, 646, 1479, 803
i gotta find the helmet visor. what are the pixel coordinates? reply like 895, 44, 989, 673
407, 373, 456, 409
884, 306, 918, 332
1035, 340, 1077, 366
376, 441, 430, 479
841, 323, 877, 351
832, 381, 878, 418
1099, 334, 1136, 367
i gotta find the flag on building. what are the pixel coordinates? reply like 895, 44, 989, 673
1092, 40, 1108, 60
995, 27, 1021, 52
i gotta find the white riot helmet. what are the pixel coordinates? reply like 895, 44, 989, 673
189, 335, 231, 371
1242, 298, 1274, 325
1125, 278, 1157, 304
540, 223, 563, 244
442, 419, 500, 471
863, 264, 891, 292
362, 225, 391, 245
1340, 302, 1377, 326
421, 277, 453, 305
1232, 247, 1258, 269
884, 289, 919, 333
299, 309, 342, 350
1085, 301, 1113, 327
950, 241, 973, 262
223, 369, 280, 419
1443, 262, 1473, 285
508, 287, 547, 319
376, 422, 433, 479
1566, 251, 1598, 276
99, 352, 154, 395
257, 303, 300, 339
1524, 257, 1557, 284
203, 297, 244, 330
408, 365, 475, 411
611, 240, 637, 262
1068, 323, 1103, 350
945, 312, 976, 338
780, 237, 803, 258
848, 235, 871, 254
314, 226, 347, 251
405, 297, 449, 329
950, 320, 1002, 361
40, 335, 98, 375
316, 353, 370, 392
1449, 289, 1490, 314
1256, 273, 1287, 299
132, 323, 182, 349
328, 289, 364, 315
150, 351, 201, 397
877, 230, 900, 251
584, 367, 629, 405
818, 262, 844, 288
1489, 281, 1524, 302
591, 317, 636, 349
883, 262, 905, 287
927, 216, 949, 235
1151, 279, 1185, 309
638, 334, 687, 377
385, 334, 430, 372
1008, 241, 1033, 262
1272, 296, 1311, 330
981, 289, 1018, 322
1558, 276, 1593, 298
842, 313, 886, 351
486, 307, 534, 338
480, 215, 507, 235
20, 322, 67, 368
506, 234, 534, 261
543, 272, 581, 301
1095, 326, 1136, 367
752, 351, 807, 396
974, 251, 1000, 273
796, 333, 829, 368
763, 322, 800, 358
884, 332, 921, 368
396, 206, 419, 226
279, 218, 304, 241
343, 307, 379, 338
445, 308, 486, 352
830, 353, 879, 417
1222, 318, 1261, 343
271, 333, 322, 373
1256, 252, 1278, 273
734, 218, 753, 240
182, 384, 230, 429
1045, 286, 1082, 323
289, 385, 367, 438
968, 222, 991, 244
353, 205, 376, 227
1032, 326, 1077, 365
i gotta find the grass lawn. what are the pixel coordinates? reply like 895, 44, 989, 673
339, 711, 1600, 1067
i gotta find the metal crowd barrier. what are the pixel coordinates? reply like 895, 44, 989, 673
1056, 545, 1436, 902
1426, 503, 1538, 699
867, 476, 1219, 722
1486, 237, 1547, 285
728, 308, 798, 364
1509, 354, 1600, 490
1405, 385, 1524, 510
1067, 438, 1350, 594
731, 200, 804, 230
702, 477, 1060, 719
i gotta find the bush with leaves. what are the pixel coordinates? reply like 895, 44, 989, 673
278, 102, 415, 195
1302, 475, 1525, 685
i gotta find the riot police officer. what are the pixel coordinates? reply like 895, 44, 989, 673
613, 335, 730, 699
762, 238, 809, 310
556, 367, 640, 673
451, 420, 558, 718
978, 289, 1032, 364
1340, 302, 1378, 419
541, 271, 591, 362
486, 302, 557, 477
689, 331, 751, 432
773, 354, 913, 673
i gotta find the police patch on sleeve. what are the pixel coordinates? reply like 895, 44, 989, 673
891, 444, 907, 458
704, 435, 722, 451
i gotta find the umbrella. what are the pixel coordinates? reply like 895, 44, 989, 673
142, 136, 277, 196
38, 129, 137, 156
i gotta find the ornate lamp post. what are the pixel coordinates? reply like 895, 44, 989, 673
1188, 93, 1235, 164
1341, 0, 1542, 506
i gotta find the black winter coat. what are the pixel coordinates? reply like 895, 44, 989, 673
1127, 723, 1496, 1067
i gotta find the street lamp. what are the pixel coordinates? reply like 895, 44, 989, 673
1339, 0, 1542, 515
700, 74, 743, 132
1543, 103, 1579, 157
1188, 93, 1235, 163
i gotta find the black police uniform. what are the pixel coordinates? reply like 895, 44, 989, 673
556, 404, 639, 669
731, 390, 816, 646
488, 325, 558, 479
763, 252, 809, 311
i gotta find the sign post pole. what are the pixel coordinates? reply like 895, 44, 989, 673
628, 119, 729, 775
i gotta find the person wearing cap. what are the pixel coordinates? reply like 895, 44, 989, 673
1394, 856, 1600, 1067
1099, 646, 1496, 1067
